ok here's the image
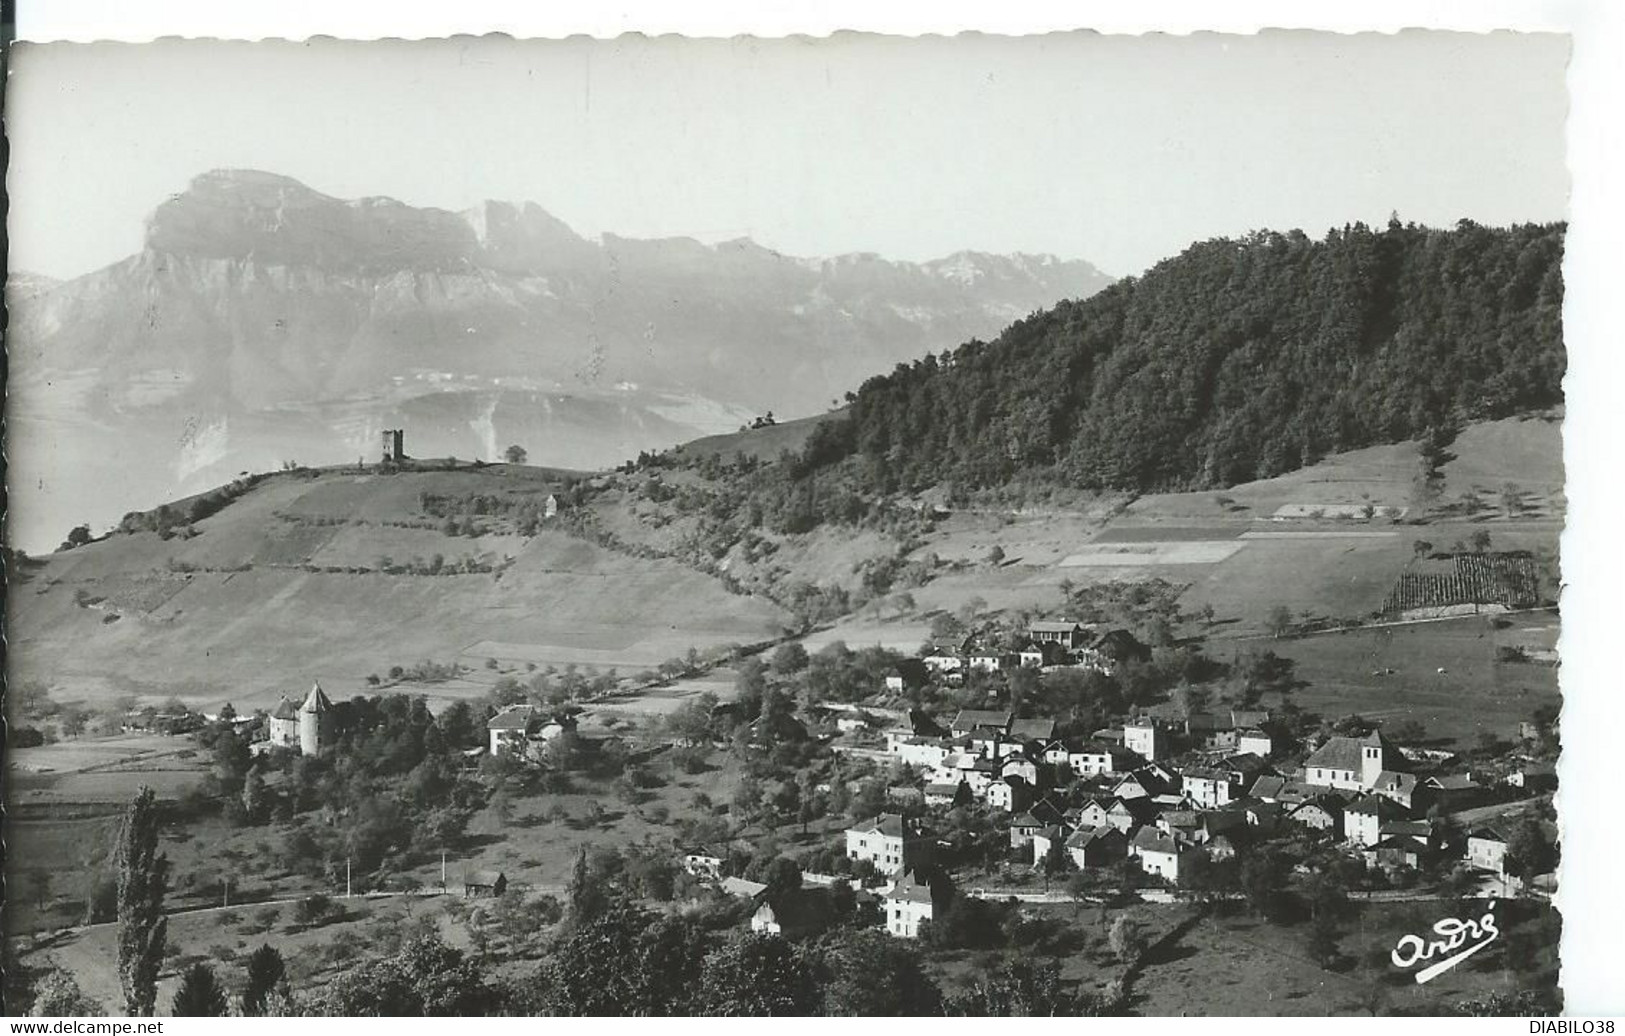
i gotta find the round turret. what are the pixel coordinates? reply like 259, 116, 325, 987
298, 681, 337, 756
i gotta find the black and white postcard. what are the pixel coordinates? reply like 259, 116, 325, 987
4, 4, 1618, 1020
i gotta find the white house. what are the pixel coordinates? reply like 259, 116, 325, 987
846, 814, 933, 875
1181, 769, 1239, 809
1237, 729, 1274, 758
1123, 721, 1161, 762
1467, 827, 1510, 876
884, 870, 944, 939
1343, 794, 1406, 848
1130, 827, 1187, 882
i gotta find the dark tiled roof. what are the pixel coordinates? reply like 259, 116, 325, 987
849, 813, 914, 838
1132, 827, 1180, 855
270, 696, 299, 721
1009, 717, 1058, 741
953, 709, 1013, 731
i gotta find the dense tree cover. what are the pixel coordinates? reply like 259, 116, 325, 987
731, 220, 1565, 506
315, 933, 501, 1016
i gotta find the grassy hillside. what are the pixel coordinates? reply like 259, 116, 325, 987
7, 464, 792, 712
668, 411, 837, 464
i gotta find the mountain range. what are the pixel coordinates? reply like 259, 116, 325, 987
5, 169, 1112, 552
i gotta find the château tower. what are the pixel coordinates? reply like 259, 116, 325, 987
381, 429, 404, 463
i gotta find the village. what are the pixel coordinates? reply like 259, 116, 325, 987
174, 609, 1553, 955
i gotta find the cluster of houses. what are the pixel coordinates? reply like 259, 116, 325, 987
876, 697, 1543, 888
921, 621, 1151, 684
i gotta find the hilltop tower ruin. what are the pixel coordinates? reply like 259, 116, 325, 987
381, 429, 405, 464
298, 681, 337, 756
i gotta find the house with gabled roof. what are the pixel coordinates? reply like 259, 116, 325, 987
924, 778, 972, 809
1466, 826, 1511, 876
1237, 729, 1274, 759
1070, 741, 1141, 778
1181, 767, 1240, 809
1067, 826, 1128, 870
1029, 620, 1089, 649
1371, 769, 1431, 811
1106, 796, 1155, 833
846, 814, 934, 875
1130, 827, 1189, 882
1250, 775, 1288, 802
885, 869, 950, 939
268, 696, 301, 749
1344, 793, 1409, 847
1072, 796, 1117, 831
987, 776, 1034, 814
1287, 796, 1344, 834
951, 709, 1013, 739
1008, 717, 1058, 744
1010, 811, 1047, 849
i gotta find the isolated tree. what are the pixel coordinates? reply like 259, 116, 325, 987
890, 592, 917, 619
769, 642, 809, 675
240, 944, 287, 1016
1470, 529, 1493, 553
115, 787, 168, 1016
241, 770, 268, 823
958, 596, 989, 627
1107, 916, 1146, 965
565, 847, 609, 926
1265, 604, 1294, 639
1500, 482, 1526, 516
171, 963, 228, 1017
503, 444, 528, 464
1412, 539, 1434, 559
762, 857, 803, 900
60, 524, 93, 551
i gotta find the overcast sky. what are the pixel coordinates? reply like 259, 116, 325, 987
7, 30, 1569, 281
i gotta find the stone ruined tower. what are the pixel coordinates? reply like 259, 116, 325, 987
381, 429, 404, 464
298, 681, 337, 756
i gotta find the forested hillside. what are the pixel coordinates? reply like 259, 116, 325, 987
779, 219, 1564, 505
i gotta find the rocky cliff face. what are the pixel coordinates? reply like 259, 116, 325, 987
6, 169, 1112, 551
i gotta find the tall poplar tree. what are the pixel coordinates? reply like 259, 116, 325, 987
115, 786, 168, 1016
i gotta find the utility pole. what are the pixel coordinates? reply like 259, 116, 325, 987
441, 850, 447, 892
346, 856, 352, 899
223, 876, 231, 908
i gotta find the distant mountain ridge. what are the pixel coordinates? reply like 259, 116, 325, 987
6, 169, 1112, 551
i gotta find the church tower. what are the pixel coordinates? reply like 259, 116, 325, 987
298, 681, 337, 756
1360, 730, 1387, 787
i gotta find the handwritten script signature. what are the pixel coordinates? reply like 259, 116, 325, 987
1391, 900, 1499, 984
